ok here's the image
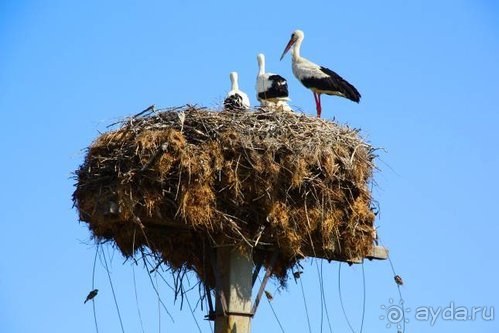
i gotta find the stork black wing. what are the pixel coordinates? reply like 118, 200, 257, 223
258, 74, 289, 100
301, 67, 361, 103
319, 67, 361, 102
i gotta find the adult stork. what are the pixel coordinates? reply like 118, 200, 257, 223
280, 29, 361, 118
256, 53, 291, 111
224, 72, 250, 110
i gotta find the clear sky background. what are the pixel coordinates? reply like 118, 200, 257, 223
1, 0, 498, 332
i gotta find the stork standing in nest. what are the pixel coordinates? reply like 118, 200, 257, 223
224, 72, 250, 110
256, 53, 291, 111
280, 29, 361, 118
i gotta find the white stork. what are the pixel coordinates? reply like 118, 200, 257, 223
280, 29, 361, 118
224, 72, 250, 110
256, 53, 291, 111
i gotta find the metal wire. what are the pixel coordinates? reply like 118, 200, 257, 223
141, 254, 174, 322
338, 263, 356, 333
132, 230, 146, 333
316, 260, 333, 333
101, 247, 126, 333
380, 238, 406, 333
388, 255, 406, 333
258, 276, 286, 333
185, 290, 203, 333
299, 277, 313, 333
157, 275, 161, 333
360, 263, 366, 333
267, 296, 286, 333
92, 245, 100, 333
315, 260, 324, 333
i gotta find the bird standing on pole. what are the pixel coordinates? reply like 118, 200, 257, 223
256, 53, 291, 111
280, 29, 361, 118
224, 72, 250, 110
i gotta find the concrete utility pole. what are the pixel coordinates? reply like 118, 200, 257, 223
214, 247, 253, 333
211, 245, 389, 333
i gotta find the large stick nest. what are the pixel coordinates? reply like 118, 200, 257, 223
73, 106, 378, 287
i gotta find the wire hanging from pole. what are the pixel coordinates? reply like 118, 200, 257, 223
338, 263, 356, 333
316, 260, 333, 333
101, 246, 126, 333
360, 263, 366, 333
379, 238, 406, 333
92, 244, 100, 333
258, 276, 286, 333
315, 260, 324, 333
132, 230, 146, 333
299, 276, 313, 333
141, 253, 174, 322
267, 297, 286, 333
185, 288, 203, 333
388, 255, 406, 333
157, 274, 161, 333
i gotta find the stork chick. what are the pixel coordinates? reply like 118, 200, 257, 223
256, 53, 291, 111
224, 72, 250, 110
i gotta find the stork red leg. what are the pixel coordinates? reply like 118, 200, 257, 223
313, 92, 321, 117
317, 93, 322, 118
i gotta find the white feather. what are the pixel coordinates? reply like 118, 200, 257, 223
225, 90, 250, 109
292, 57, 329, 81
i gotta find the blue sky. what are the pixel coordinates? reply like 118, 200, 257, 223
1, 0, 498, 332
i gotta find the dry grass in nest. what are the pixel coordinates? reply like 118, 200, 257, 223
73, 105, 379, 287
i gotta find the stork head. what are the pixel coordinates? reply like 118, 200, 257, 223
280, 29, 304, 60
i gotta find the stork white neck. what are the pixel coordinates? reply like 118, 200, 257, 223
292, 30, 304, 61
257, 53, 266, 75
230, 72, 239, 91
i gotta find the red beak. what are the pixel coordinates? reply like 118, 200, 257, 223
280, 37, 295, 61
